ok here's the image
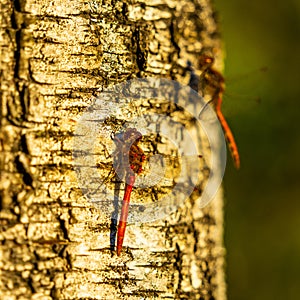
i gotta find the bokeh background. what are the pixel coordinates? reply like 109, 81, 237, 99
213, 0, 300, 299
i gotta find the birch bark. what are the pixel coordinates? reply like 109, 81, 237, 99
0, 0, 226, 299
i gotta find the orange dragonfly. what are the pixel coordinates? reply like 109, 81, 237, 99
187, 55, 240, 169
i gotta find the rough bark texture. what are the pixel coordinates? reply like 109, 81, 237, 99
0, 0, 226, 299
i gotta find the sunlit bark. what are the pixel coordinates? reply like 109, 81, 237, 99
0, 0, 226, 299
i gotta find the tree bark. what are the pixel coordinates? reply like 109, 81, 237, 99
0, 0, 226, 299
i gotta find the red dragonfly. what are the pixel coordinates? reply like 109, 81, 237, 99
113, 128, 146, 256
111, 128, 202, 255
188, 54, 240, 169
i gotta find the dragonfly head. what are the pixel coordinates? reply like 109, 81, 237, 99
198, 54, 214, 71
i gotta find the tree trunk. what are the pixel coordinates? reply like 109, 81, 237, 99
0, 0, 226, 299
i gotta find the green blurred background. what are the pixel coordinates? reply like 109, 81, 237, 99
213, 0, 300, 299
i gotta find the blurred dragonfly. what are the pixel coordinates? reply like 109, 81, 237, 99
186, 55, 240, 169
